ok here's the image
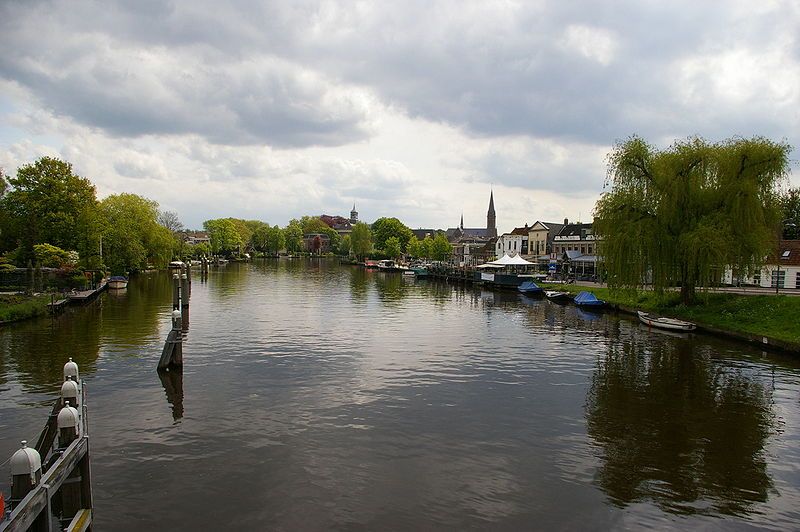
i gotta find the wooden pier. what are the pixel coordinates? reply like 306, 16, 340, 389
66, 283, 107, 305
1, 360, 93, 531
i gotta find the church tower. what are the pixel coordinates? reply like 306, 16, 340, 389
350, 203, 358, 224
487, 190, 497, 238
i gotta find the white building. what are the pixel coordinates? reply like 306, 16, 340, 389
723, 240, 800, 289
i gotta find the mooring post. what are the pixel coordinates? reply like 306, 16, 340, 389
181, 273, 189, 308
172, 309, 183, 366
10, 441, 42, 511
57, 402, 82, 520
185, 261, 192, 283
172, 273, 180, 311
63, 358, 79, 382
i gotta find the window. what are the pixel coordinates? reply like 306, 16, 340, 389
796, 272, 800, 289
771, 270, 785, 288
782, 250, 791, 258
588, 245, 593, 255
754, 272, 761, 285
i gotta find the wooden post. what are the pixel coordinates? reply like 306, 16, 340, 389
172, 273, 180, 311
158, 310, 183, 369
57, 403, 81, 520
10, 441, 42, 510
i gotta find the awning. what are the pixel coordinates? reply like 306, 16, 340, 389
487, 253, 535, 266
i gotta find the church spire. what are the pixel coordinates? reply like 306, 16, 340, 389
460, 212, 464, 230
487, 189, 497, 238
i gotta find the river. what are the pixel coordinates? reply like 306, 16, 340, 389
1, 259, 799, 530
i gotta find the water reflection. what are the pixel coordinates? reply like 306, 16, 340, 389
157, 368, 184, 422
585, 333, 776, 515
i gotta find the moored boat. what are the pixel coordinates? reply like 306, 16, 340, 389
517, 280, 543, 296
107, 276, 128, 289
637, 311, 696, 331
573, 291, 605, 308
544, 290, 571, 302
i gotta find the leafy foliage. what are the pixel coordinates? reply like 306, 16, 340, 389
383, 236, 402, 258
203, 218, 243, 255
1, 157, 98, 265
780, 187, 800, 239
33, 243, 74, 268
594, 136, 790, 303
101, 193, 173, 272
371, 217, 413, 252
431, 233, 453, 261
350, 222, 373, 260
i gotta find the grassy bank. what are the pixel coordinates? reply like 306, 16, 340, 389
539, 284, 800, 345
0, 293, 51, 323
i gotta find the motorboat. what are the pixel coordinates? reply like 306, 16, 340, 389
573, 291, 605, 308
517, 281, 543, 296
107, 276, 128, 289
637, 311, 696, 331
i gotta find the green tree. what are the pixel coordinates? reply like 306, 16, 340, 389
431, 233, 453, 261
267, 225, 286, 254
203, 218, 243, 256
338, 234, 351, 256
191, 241, 212, 259
406, 235, 422, 258
420, 235, 435, 259
250, 224, 270, 253
594, 136, 790, 304
33, 243, 73, 268
101, 193, 173, 273
350, 222, 373, 260
384, 236, 402, 259
780, 188, 800, 239
1, 157, 99, 265
284, 219, 304, 253
371, 217, 413, 252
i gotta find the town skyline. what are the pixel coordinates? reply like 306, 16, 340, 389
1, 1, 798, 233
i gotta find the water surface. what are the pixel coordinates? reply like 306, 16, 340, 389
1, 259, 799, 530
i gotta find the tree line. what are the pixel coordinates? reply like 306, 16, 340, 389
0, 156, 453, 277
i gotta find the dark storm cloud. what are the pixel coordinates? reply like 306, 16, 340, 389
0, 0, 797, 149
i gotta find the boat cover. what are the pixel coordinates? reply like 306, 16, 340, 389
518, 281, 542, 292
574, 291, 604, 305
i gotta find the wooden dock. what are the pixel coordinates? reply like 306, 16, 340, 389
66, 283, 107, 305
1, 362, 93, 531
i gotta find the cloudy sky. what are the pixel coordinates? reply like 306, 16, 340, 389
1, 1, 798, 233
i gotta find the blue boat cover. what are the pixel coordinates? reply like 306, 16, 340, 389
518, 281, 542, 292
109, 276, 128, 281
574, 291, 604, 305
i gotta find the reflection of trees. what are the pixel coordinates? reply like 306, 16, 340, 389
0, 305, 102, 393
373, 273, 408, 306
586, 336, 775, 515
348, 267, 369, 302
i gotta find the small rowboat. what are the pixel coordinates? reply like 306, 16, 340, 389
637, 311, 696, 331
544, 290, 571, 302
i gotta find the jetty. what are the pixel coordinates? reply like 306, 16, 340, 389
66, 282, 107, 305
1, 359, 93, 531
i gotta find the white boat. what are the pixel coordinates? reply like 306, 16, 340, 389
637, 311, 696, 331
107, 276, 128, 289
544, 290, 571, 302
168, 260, 185, 269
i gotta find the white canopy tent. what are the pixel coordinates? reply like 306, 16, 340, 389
477, 254, 535, 268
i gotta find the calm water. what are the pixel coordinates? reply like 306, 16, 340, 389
1, 259, 800, 530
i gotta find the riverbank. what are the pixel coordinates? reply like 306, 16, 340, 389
0, 292, 51, 323
539, 283, 800, 351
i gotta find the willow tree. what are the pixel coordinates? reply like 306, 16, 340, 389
594, 136, 790, 304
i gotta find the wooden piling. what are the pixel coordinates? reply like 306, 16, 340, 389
2, 365, 92, 532
172, 273, 180, 311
